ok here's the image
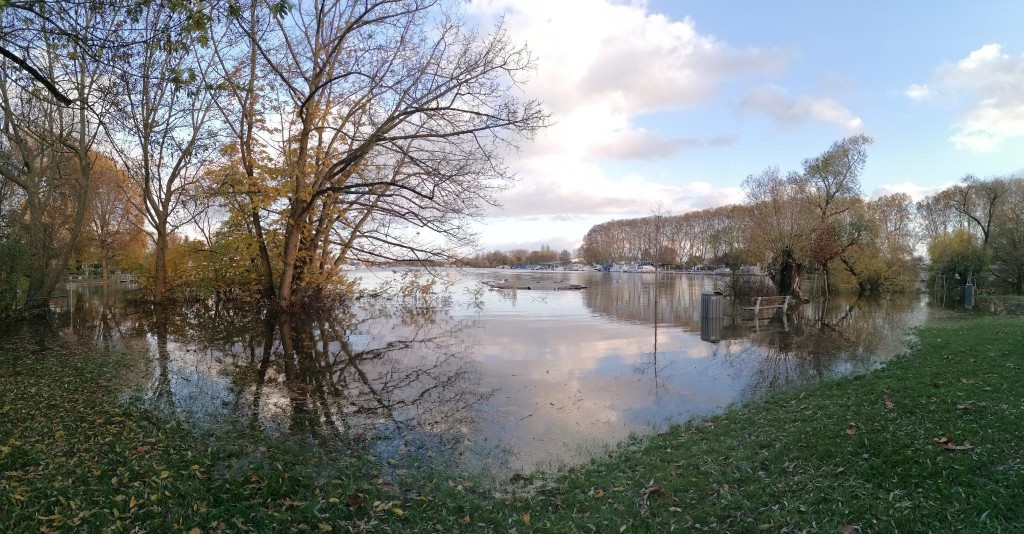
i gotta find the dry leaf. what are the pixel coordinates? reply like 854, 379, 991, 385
933, 435, 974, 450
956, 402, 975, 410
884, 396, 895, 410
840, 525, 859, 533
641, 482, 662, 502
846, 424, 858, 435
522, 513, 531, 525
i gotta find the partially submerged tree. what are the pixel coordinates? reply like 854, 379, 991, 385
219, 0, 546, 306
921, 175, 1024, 294
744, 135, 874, 299
0, 1, 113, 306
106, 1, 217, 303
743, 166, 815, 299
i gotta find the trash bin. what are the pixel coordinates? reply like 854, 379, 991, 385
701, 291, 724, 319
700, 316, 723, 343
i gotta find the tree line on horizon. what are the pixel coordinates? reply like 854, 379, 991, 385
460, 244, 576, 268
579, 135, 1024, 298
0, 0, 546, 314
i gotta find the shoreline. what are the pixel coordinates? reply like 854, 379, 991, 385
2, 315, 1021, 531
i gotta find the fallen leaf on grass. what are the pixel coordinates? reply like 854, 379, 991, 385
522, 513, 530, 525
641, 481, 662, 502
840, 525, 859, 533
846, 424, 858, 436
884, 396, 895, 410
956, 402, 975, 411
347, 494, 364, 509
933, 435, 974, 450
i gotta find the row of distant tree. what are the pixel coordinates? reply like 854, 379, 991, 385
460, 245, 575, 268
0, 0, 545, 312
579, 135, 1024, 297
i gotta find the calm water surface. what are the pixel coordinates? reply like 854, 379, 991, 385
52, 269, 934, 474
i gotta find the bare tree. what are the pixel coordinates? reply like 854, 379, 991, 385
744, 166, 816, 298
990, 177, 1024, 293
941, 174, 1008, 247
0, 2, 113, 305
217, 0, 546, 306
105, 2, 218, 303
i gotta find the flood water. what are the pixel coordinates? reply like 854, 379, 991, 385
40, 269, 936, 474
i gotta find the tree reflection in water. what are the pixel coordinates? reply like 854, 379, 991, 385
719, 296, 924, 399
581, 274, 924, 400
65, 292, 492, 462
39, 273, 932, 473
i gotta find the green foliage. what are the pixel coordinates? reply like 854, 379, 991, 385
0, 239, 31, 314
928, 228, 989, 286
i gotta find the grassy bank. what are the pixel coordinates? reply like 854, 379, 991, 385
2, 317, 1022, 532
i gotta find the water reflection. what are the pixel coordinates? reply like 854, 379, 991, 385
576, 272, 925, 397
141, 303, 491, 461
48, 271, 934, 474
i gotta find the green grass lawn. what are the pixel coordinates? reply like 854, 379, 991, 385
2, 316, 1022, 532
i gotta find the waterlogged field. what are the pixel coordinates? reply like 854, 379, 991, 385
4, 272, 1019, 528
10, 268, 937, 475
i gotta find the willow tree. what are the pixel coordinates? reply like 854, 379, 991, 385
743, 166, 815, 298
220, 0, 546, 306
923, 175, 1024, 293
743, 135, 873, 299
989, 177, 1024, 293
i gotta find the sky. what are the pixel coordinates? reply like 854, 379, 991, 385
465, 0, 1024, 253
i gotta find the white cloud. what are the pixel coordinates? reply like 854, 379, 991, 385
472, 0, 785, 115
591, 130, 736, 160
464, 1, 849, 247
488, 155, 743, 219
904, 83, 932, 101
738, 85, 864, 132
911, 43, 1024, 152
869, 182, 948, 202
470, 0, 785, 161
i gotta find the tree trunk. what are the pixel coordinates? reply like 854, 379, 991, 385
250, 207, 276, 299
770, 247, 805, 300
154, 229, 168, 303
277, 218, 303, 306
